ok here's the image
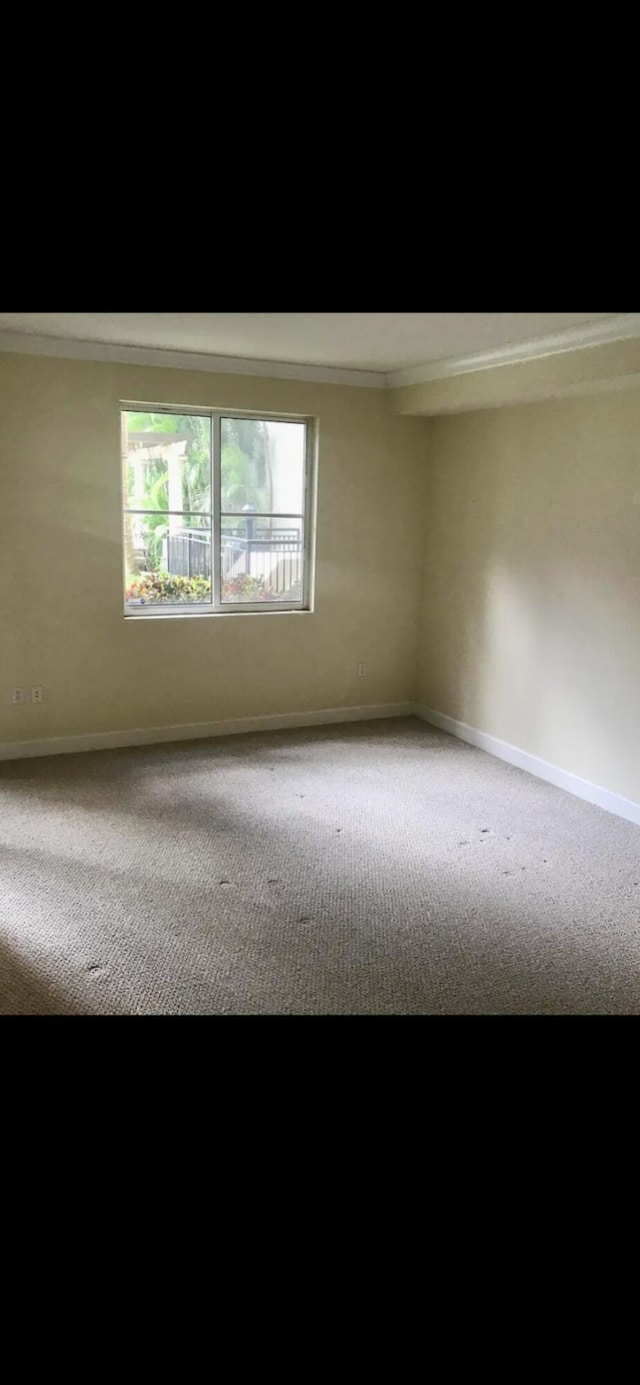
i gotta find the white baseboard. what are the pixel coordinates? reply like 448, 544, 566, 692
4, 699, 638, 830
0, 702, 415, 763
416, 704, 640, 829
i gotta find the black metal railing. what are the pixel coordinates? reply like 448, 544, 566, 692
165, 529, 211, 579
165, 526, 302, 596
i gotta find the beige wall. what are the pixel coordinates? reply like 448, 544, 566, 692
418, 394, 640, 802
391, 337, 640, 416
5, 348, 640, 809
0, 353, 427, 744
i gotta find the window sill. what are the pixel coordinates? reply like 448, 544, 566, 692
124, 606, 313, 621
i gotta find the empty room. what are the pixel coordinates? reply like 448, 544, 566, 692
1, 311, 639, 1015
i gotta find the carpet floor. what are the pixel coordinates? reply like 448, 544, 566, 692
1, 716, 639, 1015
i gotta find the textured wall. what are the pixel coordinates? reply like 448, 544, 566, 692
0, 354, 426, 743
418, 395, 640, 801
6, 348, 640, 809
391, 338, 640, 415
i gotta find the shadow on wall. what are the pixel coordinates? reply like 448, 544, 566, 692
421, 404, 640, 775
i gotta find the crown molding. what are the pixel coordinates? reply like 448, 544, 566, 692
386, 313, 640, 388
3, 316, 640, 393
0, 330, 387, 389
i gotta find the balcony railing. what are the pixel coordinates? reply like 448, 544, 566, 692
163, 526, 302, 598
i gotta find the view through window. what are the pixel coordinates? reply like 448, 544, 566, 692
122, 407, 312, 614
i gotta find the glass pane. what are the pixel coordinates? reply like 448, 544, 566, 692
125, 514, 212, 606
221, 417, 305, 514
122, 410, 211, 515
220, 516, 303, 604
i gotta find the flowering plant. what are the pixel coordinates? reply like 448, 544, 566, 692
125, 572, 271, 604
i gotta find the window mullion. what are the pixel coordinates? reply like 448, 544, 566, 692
302, 421, 312, 609
212, 413, 221, 609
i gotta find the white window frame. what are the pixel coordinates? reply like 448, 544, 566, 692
121, 402, 316, 617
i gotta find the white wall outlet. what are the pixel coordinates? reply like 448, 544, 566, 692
357, 663, 368, 677
12, 688, 24, 704
31, 686, 43, 704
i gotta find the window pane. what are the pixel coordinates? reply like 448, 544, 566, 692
220, 516, 303, 603
221, 417, 305, 514
125, 514, 212, 606
123, 410, 211, 514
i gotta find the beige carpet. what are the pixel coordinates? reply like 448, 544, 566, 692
1, 716, 640, 1015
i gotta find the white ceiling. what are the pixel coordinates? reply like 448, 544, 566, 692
0, 311, 625, 375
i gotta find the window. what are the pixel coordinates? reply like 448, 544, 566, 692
122, 406, 315, 615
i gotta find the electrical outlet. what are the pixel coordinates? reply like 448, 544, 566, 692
12, 688, 24, 704
357, 663, 368, 677
31, 686, 43, 704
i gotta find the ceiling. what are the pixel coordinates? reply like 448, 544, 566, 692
0, 311, 627, 377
